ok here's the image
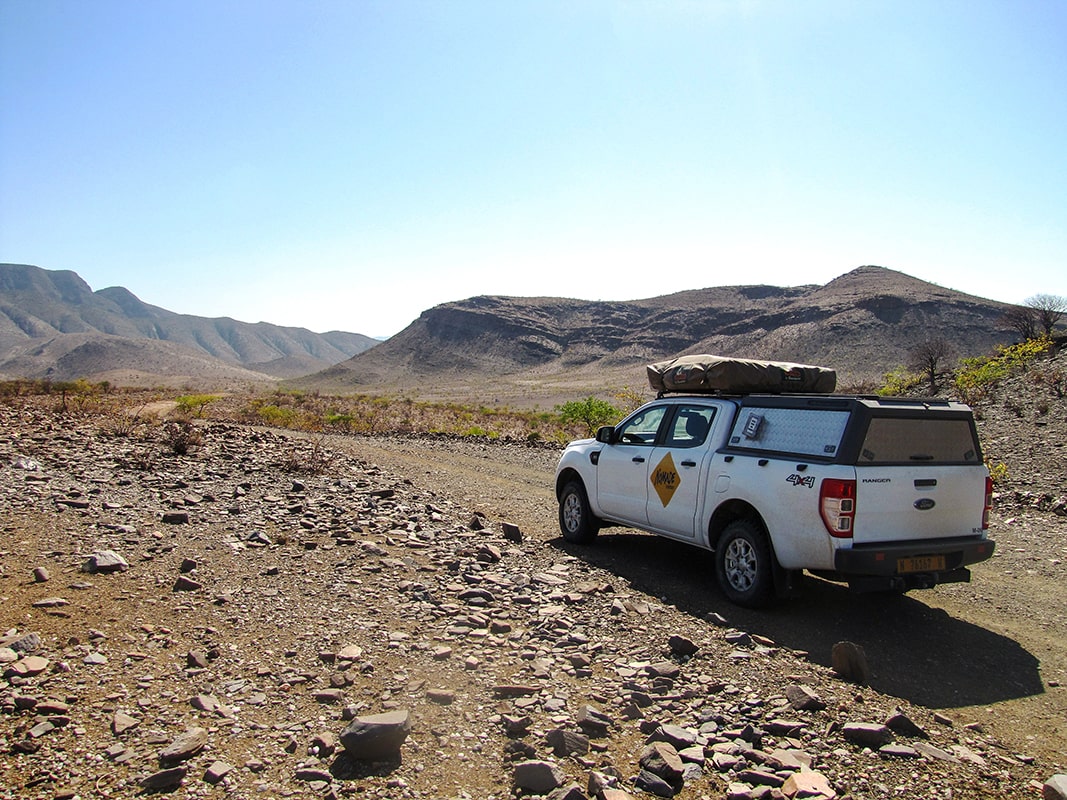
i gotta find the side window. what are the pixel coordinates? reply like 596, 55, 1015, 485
665, 405, 716, 448
615, 406, 668, 445
727, 407, 850, 458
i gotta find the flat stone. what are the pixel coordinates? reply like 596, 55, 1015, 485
8, 632, 42, 654
842, 722, 893, 749
640, 741, 685, 787
82, 550, 129, 576
295, 767, 333, 782
173, 575, 202, 592
880, 744, 920, 759
831, 641, 871, 685
426, 688, 455, 705
493, 683, 541, 697
513, 760, 564, 795
576, 704, 613, 736
886, 711, 928, 739
501, 522, 523, 543
634, 769, 677, 798
112, 712, 140, 735
141, 767, 187, 790
785, 684, 826, 711
546, 727, 589, 757
340, 709, 412, 761
6, 655, 49, 678
159, 727, 208, 765
1045, 775, 1067, 800
912, 741, 960, 762
204, 761, 233, 784
668, 634, 699, 656
336, 644, 363, 661
781, 770, 837, 799
32, 596, 69, 608
314, 688, 345, 704
649, 723, 698, 750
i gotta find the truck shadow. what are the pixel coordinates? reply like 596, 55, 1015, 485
552, 531, 1043, 709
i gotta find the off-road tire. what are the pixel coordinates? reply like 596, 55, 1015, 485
558, 479, 600, 544
715, 519, 776, 607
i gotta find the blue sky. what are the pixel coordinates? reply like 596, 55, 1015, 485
2, 1, 1065, 338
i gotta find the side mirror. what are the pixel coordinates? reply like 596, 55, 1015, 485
595, 426, 616, 444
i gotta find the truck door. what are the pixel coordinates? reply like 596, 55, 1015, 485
645, 404, 718, 540
596, 404, 669, 526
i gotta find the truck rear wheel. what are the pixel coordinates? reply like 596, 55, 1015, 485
716, 519, 775, 607
559, 480, 600, 544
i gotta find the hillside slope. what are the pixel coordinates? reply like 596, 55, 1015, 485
303, 266, 1014, 395
0, 264, 378, 383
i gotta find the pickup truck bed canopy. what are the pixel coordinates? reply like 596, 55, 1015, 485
647, 354, 837, 395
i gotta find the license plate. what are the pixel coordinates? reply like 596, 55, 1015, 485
897, 555, 946, 573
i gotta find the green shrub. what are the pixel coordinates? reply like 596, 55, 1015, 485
324, 412, 354, 429
556, 396, 622, 437
877, 368, 923, 397
175, 394, 220, 417
986, 458, 1009, 486
256, 404, 297, 426
955, 337, 1052, 402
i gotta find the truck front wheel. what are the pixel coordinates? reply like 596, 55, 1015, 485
558, 480, 600, 544
716, 519, 775, 607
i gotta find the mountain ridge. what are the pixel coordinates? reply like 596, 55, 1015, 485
1, 263, 1021, 397
0, 263, 378, 383
300, 265, 1017, 397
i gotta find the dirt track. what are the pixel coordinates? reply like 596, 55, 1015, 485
343, 433, 1067, 770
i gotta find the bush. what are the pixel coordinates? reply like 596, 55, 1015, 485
556, 396, 622, 436
162, 420, 202, 455
955, 337, 1052, 403
986, 458, 1009, 486
877, 368, 923, 397
175, 394, 220, 417
256, 404, 297, 426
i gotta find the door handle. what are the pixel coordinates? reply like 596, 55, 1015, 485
680, 460, 696, 467
632, 457, 645, 463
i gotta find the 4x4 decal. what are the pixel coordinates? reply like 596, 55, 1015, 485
787, 474, 815, 488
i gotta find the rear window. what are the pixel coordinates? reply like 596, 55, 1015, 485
860, 418, 981, 464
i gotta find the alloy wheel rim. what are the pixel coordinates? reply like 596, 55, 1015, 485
724, 538, 756, 591
563, 493, 582, 532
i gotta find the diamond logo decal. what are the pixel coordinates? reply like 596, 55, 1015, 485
651, 452, 680, 507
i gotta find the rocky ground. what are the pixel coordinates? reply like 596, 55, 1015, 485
1, 372, 1066, 799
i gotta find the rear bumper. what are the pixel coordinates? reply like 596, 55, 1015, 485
834, 536, 996, 576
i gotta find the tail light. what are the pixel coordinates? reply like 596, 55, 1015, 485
982, 475, 993, 529
820, 478, 856, 538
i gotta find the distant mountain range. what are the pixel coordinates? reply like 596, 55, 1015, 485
0, 264, 377, 385
1, 263, 1019, 395
300, 265, 1017, 395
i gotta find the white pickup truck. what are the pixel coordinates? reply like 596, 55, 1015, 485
554, 367, 995, 607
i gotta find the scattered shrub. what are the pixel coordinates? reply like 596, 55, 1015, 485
555, 396, 622, 437
955, 337, 1052, 403
986, 458, 1009, 486
256, 404, 297, 426
175, 394, 220, 417
162, 420, 202, 455
877, 368, 923, 397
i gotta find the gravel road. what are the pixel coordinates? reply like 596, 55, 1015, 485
0, 399, 1063, 800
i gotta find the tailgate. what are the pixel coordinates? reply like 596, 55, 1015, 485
852, 465, 988, 544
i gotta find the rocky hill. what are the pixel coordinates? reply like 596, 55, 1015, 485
0, 264, 378, 384
303, 266, 1016, 397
